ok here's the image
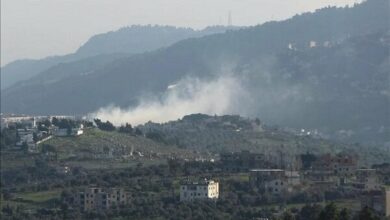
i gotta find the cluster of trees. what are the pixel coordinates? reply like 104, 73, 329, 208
281, 203, 382, 220
93, 119, 115, 131
52, 118, 79, 130
0, 127, 17, 150
94, 119, 144, 136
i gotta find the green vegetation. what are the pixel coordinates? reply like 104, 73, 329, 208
40, 128, 194, 163
15, 190, 62, 203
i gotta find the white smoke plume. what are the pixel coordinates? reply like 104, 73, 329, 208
90, 75, 251, 126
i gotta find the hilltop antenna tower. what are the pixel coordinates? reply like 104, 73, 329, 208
228, 11, 232, 26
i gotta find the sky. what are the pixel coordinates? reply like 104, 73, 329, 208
1, 0, 362, 66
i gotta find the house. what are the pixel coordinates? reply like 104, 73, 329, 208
332, 153, 358, 176
352, 169, 382, 191
249, 169, 287, 196
220, 150, 270, 172
360, 187, 390, 218
373, 163, 390, 185
310, 153, 358, 177
285, 170, 301, 186
73, 187, 128, 211
53, 125, 83, 137
180, 179, 219, 202
16, 128, 36, 151
1, 116, 36, 129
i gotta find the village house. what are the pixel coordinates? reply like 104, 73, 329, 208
15, 128, 37, 152
310, 153, 358, 176
53, 124, 84, 137
304, 152, 359, 187
351, 169, 382, 192
285, 170, 301, 186
249, 169, 287, 196
180, 179, 219, 202
360, 187, 390, 218
220, 150, 271, 172
73, 187, 128, 211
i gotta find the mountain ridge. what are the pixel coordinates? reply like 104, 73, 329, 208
1, 25, 237, 89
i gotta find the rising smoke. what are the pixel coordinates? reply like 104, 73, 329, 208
90, 75, 252, 126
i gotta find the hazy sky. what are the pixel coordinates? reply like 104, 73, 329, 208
1, 0, 362, 66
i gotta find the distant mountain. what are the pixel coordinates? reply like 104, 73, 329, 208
75, 25, 240, 57
1, 25, 236, 89
2, 0, 389, 145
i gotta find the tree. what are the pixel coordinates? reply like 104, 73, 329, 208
299, 204, 322, 220
358, 206, 380, 220
283, 211, 296, 220
33, 132, 39, 142
42, 144, 56, 153
1, 204, 13, 215
135, 128, 143, 136
319, 203, 339, 220
119, 123, 133, 134
94, 119, 116, 131
21, 142, 29, 153
339, 208, 350, 220
52, 117, 59, 126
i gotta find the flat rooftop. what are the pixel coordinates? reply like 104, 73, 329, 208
250, 169, 284, 172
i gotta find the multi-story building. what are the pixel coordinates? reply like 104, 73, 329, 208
352, 169, 382, 191
74, 187, 128, 211
311, 153, 358, 177
249, 169, 287, 195
15, 128, 36, 151
220, 150, 269, 172
361, 187, 390, 218
332, 153, 358, 176
180, 179, 219, 202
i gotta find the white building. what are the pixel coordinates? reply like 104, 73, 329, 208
54, 126, 83, 137
180, 179, 219, 202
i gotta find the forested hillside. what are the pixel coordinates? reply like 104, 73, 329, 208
2, 0, 389, 146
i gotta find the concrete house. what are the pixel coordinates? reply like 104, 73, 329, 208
180, 179, 219, 202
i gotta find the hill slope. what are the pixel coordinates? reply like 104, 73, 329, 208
2, 0, 389, 145
1, 25, 235, 89
136, 114, 390, 165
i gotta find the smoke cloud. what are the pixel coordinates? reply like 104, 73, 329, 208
90, 75, 251, 126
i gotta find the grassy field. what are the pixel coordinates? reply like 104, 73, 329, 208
1, 151, 36, 169
41, 128, 194, 161
66, 158, 166, 170
15, 189, 62, 203
1, 189, 63, 212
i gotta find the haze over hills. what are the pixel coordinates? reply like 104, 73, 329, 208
0, 25, 237, 89
1, 0, 389, 146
